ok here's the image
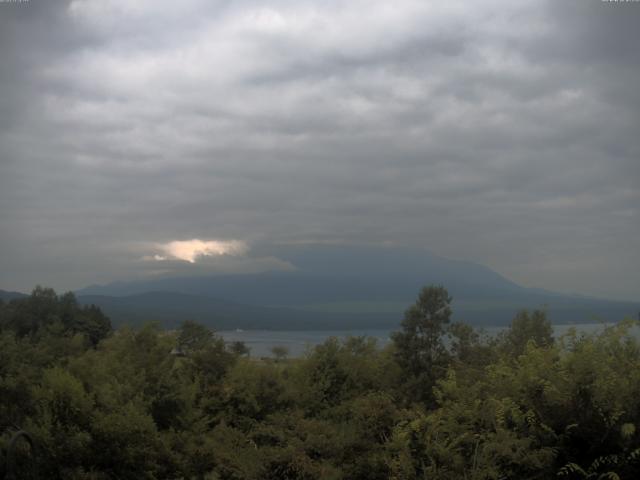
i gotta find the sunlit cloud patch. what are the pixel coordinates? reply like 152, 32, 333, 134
151, 239, 248, 263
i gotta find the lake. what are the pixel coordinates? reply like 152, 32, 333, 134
219, 323, 618, 357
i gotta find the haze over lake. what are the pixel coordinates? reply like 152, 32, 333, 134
219, 323, 625, 357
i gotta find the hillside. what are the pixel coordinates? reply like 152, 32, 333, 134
76, 291, 392, 330
0, 289, 28, 302
75, 245, 640, 329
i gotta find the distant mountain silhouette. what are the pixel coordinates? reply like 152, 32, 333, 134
76, 291, 394, 330
0, 289, 28, 301
74, 245, 640, 329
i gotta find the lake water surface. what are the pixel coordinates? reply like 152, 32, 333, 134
219, 323, 618, 357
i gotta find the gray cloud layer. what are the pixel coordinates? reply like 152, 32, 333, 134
0, 0, 638, 300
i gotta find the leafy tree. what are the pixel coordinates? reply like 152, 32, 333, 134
229, 341, 250, 357
3, 284, 640, 480
0, 287, 111, 346
75, 305, 111, 347
219, 359, 291, 428
391, 285, 452, 403
271, 345, 289, 362
177, 320, 214, 353
500, 309, 554, 357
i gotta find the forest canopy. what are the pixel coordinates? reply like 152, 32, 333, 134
1, 286, 639, 479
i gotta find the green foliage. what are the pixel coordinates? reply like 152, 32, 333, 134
271, 345, 289, 361
0, 286, 111, 346
391, 285, 452, 404
178, 320, 214, 353
2, 285, 640, 479
500, 308, 554, 357
229, 341, 250, 357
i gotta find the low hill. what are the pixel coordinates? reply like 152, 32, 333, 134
75, 245, 640, 329
77, 291, 394, 330
0, 289, 28, 301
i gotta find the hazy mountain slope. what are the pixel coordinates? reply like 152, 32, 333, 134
75, 245, 640, 329
77, 245, 524, 302
76, 291, 394, 330
76, 291, 639, 330
0, 289, 28, 301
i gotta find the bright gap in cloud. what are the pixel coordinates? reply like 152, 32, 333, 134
153, 239, 248, 263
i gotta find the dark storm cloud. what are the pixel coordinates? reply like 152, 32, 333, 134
0, 0, 638, 299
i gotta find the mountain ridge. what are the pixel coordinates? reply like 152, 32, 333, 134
4, 246, 638, 330
71, 245, 639, 329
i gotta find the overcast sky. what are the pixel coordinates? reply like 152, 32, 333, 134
1, 0, 638, 300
